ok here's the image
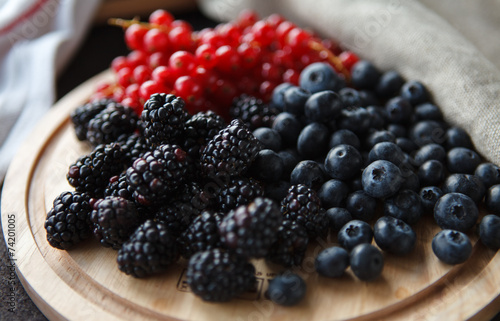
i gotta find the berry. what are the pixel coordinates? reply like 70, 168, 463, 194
432, 230, 472, 265
419, 186, 443, 212
415, 103, 443, 121
338, 106, 371, 135
182, 110, 226, 158
339, 87, 364, 108
329, 129, 360, 150
141, 93, 189, 147
299, 62, 345, 94
447, 147, 481, 174
413, 143, 447, 166
283, 86, 310, 115
270, 82, 293, 110
264, 180, 292, 202
365, 130, 396, 149
290, 160, 326, 190
386, 124, 407, 138
91, 196, 142, 249
479, 215, 500, 250
446, 127, 474, 150
375, 70, 404, 98
368, 142, 405, 166
474, 163, 500, 188
350, 244, 384, 281
374, 216, 416, 256
178, 211, 224, 258
351, 60, 381, 90
442, 174, 485, 204
117, 133, 151, 166
337, 220, 373, 251
297, 122, 330, 159
219, 197, 282, 258
70, 99, 111, 141
230, 94, 279, 130
384, 189, 423, 225
346, 190, 377, 222
217, 177, 263, 212
485, 184, 500, 215
266, 220, 309, 267
44, 191, 92, 250
252, 127, 282, 151
409, 120, 446, 147
396, 137, 418, 154
324, 144, 363, 181
325, 207, 353, 232
434, 193, 479, 232
418, 160, 446, 186
117, 219, 179, 278
318, 179, 349, 209
362, 160, 404, 199
385, 96, 412, 124
266, 273, 307, 306
304, 90, 343, 123
186, 248, 256, 302
250, 149, 284, 183
272, 112, 302, 147
315, 246, 349, 278
400, 80, 430, 106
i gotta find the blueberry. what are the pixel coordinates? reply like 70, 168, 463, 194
271, 82, 293, 111
296, 122, 329, 159
252, 127, 282, 152
485, 184, 500, 215
324, 144, 363, 181
442, 174, 485, 203
272, 112, 302, 147
348, 176, 363, 192
479, 215, 500, 250
278, 150, 300, 180
384, 189, 423, 225
362, 160, 404, 199
339, 87, 363, 107
290, 160, 326, 190
329, 129, 360, 150
338, 106, 372, 135
368, 142, 405, 166
419, 186, 443, 212
399, 167, 420, 192
413, 143, 447, 166
283, 86, 310, 115
374, 216, 416, 256
299, 62, 345, 94
415, 103, 443, 121
386, 124, 407, 138
434, 193, 479, 232
365, 130, 396, 149
409, 120, 446, 147
315, 246, 350, 278
338, 220, 373, 251
385, 96, 412, 124
346, 190, 377, 222
250, 149, 284, 183
446, 127, 473, 150
350, 244, 384, 281
318, 179, 349, 208
447, 147, 481, 174
325, 207, 353, 232
400, 80, 430, 106
359, 90, 381, 107
351, 60, 382, 90
396, 138, 418, 154
264, 180, 291, 203
376, 70, 404, 99
475, 163, 500, 188
266, 273, 306, 306
418, 160, 445, 186
431, 229, 472, 265
304, 90, 343, 123
366, 106, 386, 130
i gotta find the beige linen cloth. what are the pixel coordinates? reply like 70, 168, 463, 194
199, 0, 500, 165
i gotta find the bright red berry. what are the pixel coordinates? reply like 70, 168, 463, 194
339, 51, 360, 71
124, 24, 148, 51
143, 28, 170, 53
149, 9, 174, 26
214, 45, 241, 75
168, 51, 197, 77
174, 75, 202, 104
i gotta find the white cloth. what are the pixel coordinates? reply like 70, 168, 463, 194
0, 0, 102, 181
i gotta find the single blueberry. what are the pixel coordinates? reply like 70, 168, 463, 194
338, 106, 372, 135
325, 207, 353, 232
339, 87, 364, 107
399, 167, 420, 192
346, 190, 377, 222
413, 143, 447, 166
278, 149, 300, 180
329, 129, 361, 150
374, 216, 416, 256
475, 163, 500, 188
252, 127, 282, 152
366, 106, 386, 130
365, 130, 396, 149
304, 90, 344, 123
400, 80, 430, 106
350, 244, 384, 281
324, 144, 363, 181
418, 160, 445, 186
270, 82, 293, 111
419, 186, 444, 213
266, 273, 306, 306
283, 86, 311, 115
272, 112, 302, 148
351, 60, 382, 90
315, 246, 350, 278
290, 160, 326, 190
447, 147, 481, 174
479, 215, 500, 250
386, 124, 407, 138
250, 149, 284, 183
485, 184, 500, 215
396, 137, 419, 154
297, 122, 330, 159
264, 180, 291, 203
318, 179, 349, 208
414, 103, 443, 121
368, 142, 405, 166
434, 193, 479, 232
299, 62, 345, 94
432, 229, 472, 265
362, 160, 404, 199
442, 174, 485, 203
338, 220, 373, 251
376, 70, 404, 99
409, 120, 446, 147
446, 127, 474, 150
348, 176, 363, 192
385, 96, 413, 124
384, 189, 423, 225
359, 90, 381, 107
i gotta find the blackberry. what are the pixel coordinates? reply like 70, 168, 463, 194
70, 98, 112, 141
154, 182, 210, 235
182, 111, 226, 158
219, 197, 282, 258
126, 144, 190, 206
67, 143, 126, 198
217, 177, 263, 212
104, 173, 153, 220
44, 191, 93, 250
266, 220, 309, 267
141, 93, 189, 147
186, 248, 256, 302
87, 102, 139, 147
230, 94, 279, 130
117, 219, 179, 278
117, 132, 151, 166
91, 196, 142, 250
178, 211, 225, 259
200, 119, 262, 178
281, 184, 328, 239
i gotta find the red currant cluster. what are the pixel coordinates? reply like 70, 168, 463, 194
91, 9, 359, 117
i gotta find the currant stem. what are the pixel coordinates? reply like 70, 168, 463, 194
308, 40, 351, 81
108, 17, 169, 32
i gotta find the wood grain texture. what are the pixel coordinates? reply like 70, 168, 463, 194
2, 70, 500, 321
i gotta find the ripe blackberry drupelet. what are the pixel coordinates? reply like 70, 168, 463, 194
44, 191, 93, 250
117, 219, 179, 278
70, 98, 112, 141
186, 248, 256, 302
200, 119, 262, 178
281, 184, 328, 239
126, 144, 190, 206
86, 102, 139, 147
91, 196, 142, 250
216, 177, 264, 212
141, 93, 190, 147
117, 132, 151, 167
182, 111, 226, 159
230, 94, 279, 130
266, 220, 309, 267
219, 197, 282, 258
67, 143, 126, 198
178, 211, 225, 259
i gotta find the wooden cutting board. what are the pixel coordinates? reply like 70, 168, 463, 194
2, 70, 500, 321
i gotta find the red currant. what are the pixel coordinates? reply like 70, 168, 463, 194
214, 45, 241, 75
174, 76, 202, 104
144, 28, 170, 53
124, 24, 148, 51
339, 51, 360, 71
152, 66, 176, 87
251, 21, 276, 47
133, 65, 151, 84
149, 9, 174, 27
117, 67, 134, 87
168, 51, 197, 77
236, 9, 259, 29
237, 43, 260, 69
169, 26, 195, 51
127, 50, 148, 68
148, 52, 169, 69
111, 56, 128, 72
195, 44, 217, 69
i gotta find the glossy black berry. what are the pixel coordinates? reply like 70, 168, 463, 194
70, 98, 111, 141
350, 244, 384, 281
346, 190, 377, 222
432, 229, 472, 265
362, 160, 404, 199
266, 220, 309, 267
230, 94, 278, 130
447, 147, 481, 174
434, 193, 478, 232
337, 220, 373, 251
297, 122, 329, 159
442, 174, 485, 204
181, 110, 226, 158
324, 144, 363, 181
290, 160, 326, 190
304, 90, 343, 123
315, 246, 349, 278
178, 211, 224, 259
216, 177, 264, 212
374, 216, 416, 256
